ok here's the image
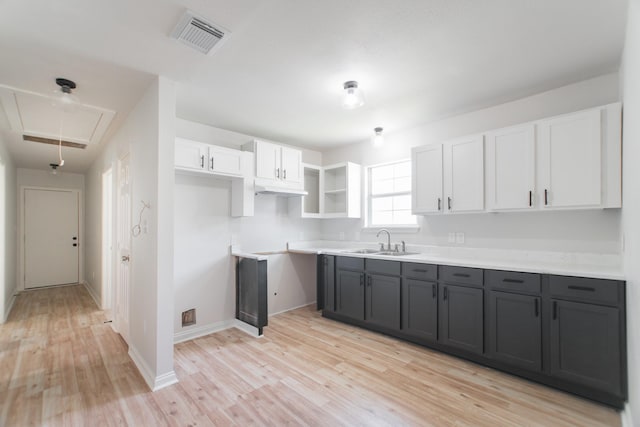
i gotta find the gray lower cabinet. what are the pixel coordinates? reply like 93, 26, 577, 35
336, 269, 365, 320
487, 290, 542, 371
402, 279, 437, 341
439, 283, 483, 355
366, 273, 401, 330
550, 299, 622, 395
319, 255, 335, 312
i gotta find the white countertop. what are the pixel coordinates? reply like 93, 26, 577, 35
287, 241, 625, 281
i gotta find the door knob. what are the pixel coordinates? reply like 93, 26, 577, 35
122, 255, 130, 262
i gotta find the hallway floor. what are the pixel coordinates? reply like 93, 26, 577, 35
0, 285, 621, 426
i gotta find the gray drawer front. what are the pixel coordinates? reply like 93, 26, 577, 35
439, 265, 483, 287
336, 256, 365, 271
402, 263, 437, 281
487, 270, 541, 295
550, 276, 621, 306
366, 259, 401, 276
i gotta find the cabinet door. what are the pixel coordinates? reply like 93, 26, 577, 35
439, 284, 483, 354
539, 109, 601, 208
366, 274, 401, 330
402, 279, 437, 341
412, 145, 443, 213
255, 141, 281, 180
322, 256, 335, 312
209, 146, 243, 177
336, 270, 364, 320
487, 291, 541, 371
550, 299, 622, 395
281, 146, 303, 184
175, 138, 207, 171
443, 136, 484, 212
486, 125, 535, 210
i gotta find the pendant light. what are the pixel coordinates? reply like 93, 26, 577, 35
51, 78, 79, 169
342, 81, 365, 109
372, 127, 384, 147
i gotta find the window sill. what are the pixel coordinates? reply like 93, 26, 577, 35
361, 225, 420, 234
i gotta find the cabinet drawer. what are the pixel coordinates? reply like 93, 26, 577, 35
402, 263, 437, 281
336, 256, 365, 271
549, 276, 621, 306
366, 259, 400, 276
439, 265, 483, 287
486, 270, 540, 294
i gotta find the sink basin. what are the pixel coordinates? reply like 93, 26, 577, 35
377, 251, 420, 257
344, 249, 380, 254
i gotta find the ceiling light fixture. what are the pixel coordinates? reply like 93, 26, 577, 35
49, 163, 59, 175
373, 127, 384, 147
52, 78, 79, 112
342, 81, 365, 109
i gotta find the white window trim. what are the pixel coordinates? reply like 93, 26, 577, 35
365, 159, 418, 230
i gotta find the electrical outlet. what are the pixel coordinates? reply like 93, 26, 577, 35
448, 232, 456, 243
456, 232, 465, 244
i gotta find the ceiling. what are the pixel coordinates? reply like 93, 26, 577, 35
0, 0, 629, 172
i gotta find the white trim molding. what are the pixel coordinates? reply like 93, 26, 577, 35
621, 403, 634, 427
174, 319, 236, 344
233, 319, 262, 337
128, 345, 179, 392
3, 293, 17, 323
82, 280, 101, 309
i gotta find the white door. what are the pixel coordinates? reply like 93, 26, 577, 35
539, 110, 601, 208
175, 138, 207, 171
24, 188, 79, 288
444, 136, 485, 213
116, 154, 131, 344
255, 140, 280, 180
486, 124, 535, 210
101, 168, 114, 310
209, 145, 244, 176
412, 144, 443, 214
280, 146, 303, 184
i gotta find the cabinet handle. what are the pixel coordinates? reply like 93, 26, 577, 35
552, 301, 557, 320
567, 285, 595, 292
447, 197, 452, 210
367, 276, 372, 287
283, 169, 287, 180
453, 273, 470, 278
437, 198, 441, 211
443, 286, 448, 301
534, 299, 539, 317
200, 155, 205, 168
502, 278, 524, 284
529, 190, 533, 207
276, 168, 280, 179
544, 189, 548, 206
432, 283, 436, 299
413, 269, 428, 273
210, 157, 214, 169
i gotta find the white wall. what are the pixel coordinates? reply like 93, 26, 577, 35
84, 76, 176, 391
16, 168, 86, 291
173, 122, 322, 340
321, 73, 622, 254
0, 110, 17, 322
621, 1, 640, 424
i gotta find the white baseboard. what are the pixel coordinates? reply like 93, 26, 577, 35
621, 403, 634, 427
269, 301, 315, 317
3, 292, 17, 323
233, 319, 262, 337
128, 345, 179, 391
173, 319, 236, 344
82, 281, 101, 308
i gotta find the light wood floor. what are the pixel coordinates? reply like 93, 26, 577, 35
0, 285, 621, 426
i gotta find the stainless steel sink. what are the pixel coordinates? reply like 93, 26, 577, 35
376, 251, 420, 257
344, 249, 380, 254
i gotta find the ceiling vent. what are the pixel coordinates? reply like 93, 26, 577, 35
171, 10, 231, 55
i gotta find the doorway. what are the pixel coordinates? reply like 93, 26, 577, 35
102, 168, 113, 311
115, 154, 131, 344
23, 188, 79, 289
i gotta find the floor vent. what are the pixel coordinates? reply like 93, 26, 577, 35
182, 308, 196, 327
171, 10, 231, 54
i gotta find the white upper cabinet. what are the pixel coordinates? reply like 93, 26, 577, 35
486, 124, 535, 210
175, 137, 244, 178
251, 140, 303, 188
175, 138, 209, 171
538, 109, 602, 209
412, 144, 443, 214
443, 135, 485, 213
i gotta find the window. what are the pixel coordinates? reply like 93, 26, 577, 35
367, 160, 417, 227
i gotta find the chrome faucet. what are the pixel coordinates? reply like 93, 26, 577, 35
376, 229, 392, 251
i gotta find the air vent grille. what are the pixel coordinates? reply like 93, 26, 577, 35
171, 10, 230, 54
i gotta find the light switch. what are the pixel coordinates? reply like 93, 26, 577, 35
456, 232, 465, 244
